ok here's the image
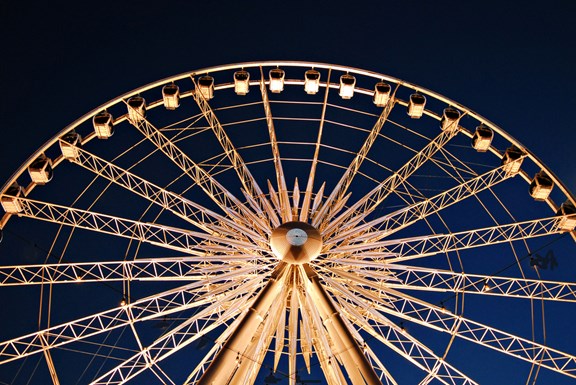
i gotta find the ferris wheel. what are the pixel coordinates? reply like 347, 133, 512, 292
0, 61, 575, 385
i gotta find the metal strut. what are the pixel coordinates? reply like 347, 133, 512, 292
303, 265, 383, 385
197, 263, 288, 385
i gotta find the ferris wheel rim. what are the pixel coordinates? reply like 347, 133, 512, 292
0, 60, 575, 384
2, 60, 574, 229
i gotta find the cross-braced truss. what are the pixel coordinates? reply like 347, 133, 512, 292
0, 62, 575, 385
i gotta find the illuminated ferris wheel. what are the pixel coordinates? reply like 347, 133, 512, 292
0, 61, 575, 385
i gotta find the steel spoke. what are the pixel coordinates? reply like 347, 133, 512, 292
362, 344, 398, 385
182, 316, 242, 385
326, 163, 516, 247
132, 115, 269, 235
259, 67, 291, 223
1, 195, 258, 256
68, 144, 263, 244
0, 272, 262, 365
90, 276, 261, 385
320, 128, 461, 237
383, 289, 576, 379
313, 84, 398, 229
191, 77, 274, 228
301, 70, 331, 222
330, 216, 573, 263
0, 259, 265, 286
384, 264, 576, 302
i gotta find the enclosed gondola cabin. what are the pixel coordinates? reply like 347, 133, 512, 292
407, 93, 426, 118
373, 82, 391, 107
557, 201, 576, 232
339, 74, 356, 99
501, 146, 524, 176
472, 124, 493, 152
1, 184, 23, 214
59, 131, 82, 160
93, 111, 114, 139
28, 154, 53, 185
198, 76, 215, 100
269, 69, 285, 93
304, 70, 321, 95
440, 107, 461, 132
529, 171, 554, 201
162, 84, 180, 110
127, 96, 146, 124
234, 70, 250, 95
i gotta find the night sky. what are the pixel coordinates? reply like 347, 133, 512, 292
1, 1, 575, 192
0, 1, 575, 384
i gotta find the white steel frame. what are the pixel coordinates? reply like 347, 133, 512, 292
0, 61, 575, 385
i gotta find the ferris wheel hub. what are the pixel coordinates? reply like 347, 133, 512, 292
270, 221, 322, 264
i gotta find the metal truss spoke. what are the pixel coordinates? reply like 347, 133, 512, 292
384, 264, 576, 302
259, 67, 291, 223
132, 115, 269, 236
0, 271, 263, 365
68, 144, 263, 244
191, 77, 275, 228
322, 276, 477, 385
313, 85, 398, 229
301, 69, 331, 223
383, 289, 576, 379
320, 259, 576, 303
330, 215, 573, 263
321, 128, 460, 237
0, 259, 264, 286
90, 276, 261, 385
2, 195, 258, 256
326, 163, 515, 247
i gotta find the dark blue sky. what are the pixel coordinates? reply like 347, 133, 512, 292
0, 1, 575, 384
1, 1, 575, 193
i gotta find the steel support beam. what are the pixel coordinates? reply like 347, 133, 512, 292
303, 265, 382, 385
